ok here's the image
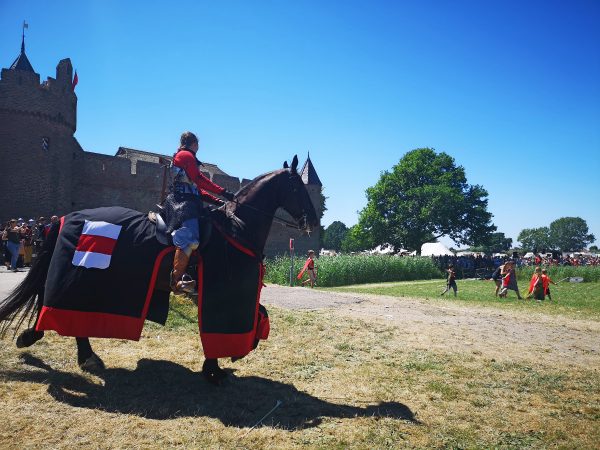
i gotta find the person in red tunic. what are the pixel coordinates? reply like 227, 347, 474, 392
168, 131, 234, 294
297, 250, 317, 288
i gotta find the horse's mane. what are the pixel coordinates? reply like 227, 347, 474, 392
234, 168, 288, 197
208, 167, 289, 254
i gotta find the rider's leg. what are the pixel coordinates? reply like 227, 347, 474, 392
171, 219, 199, 294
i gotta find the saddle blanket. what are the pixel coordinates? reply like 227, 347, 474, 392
36, 207, 172, 340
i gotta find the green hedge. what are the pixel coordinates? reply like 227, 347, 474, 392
264, 254, 443, 287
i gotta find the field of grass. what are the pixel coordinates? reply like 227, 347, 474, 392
1, 294, 598, 449
327, 278, 600, 320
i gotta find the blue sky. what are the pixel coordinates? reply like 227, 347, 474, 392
2, 0, 599, 247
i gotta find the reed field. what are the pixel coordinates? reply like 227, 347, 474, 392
265, 254, 441, 287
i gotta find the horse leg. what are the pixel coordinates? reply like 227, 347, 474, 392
76, 337, 105, 372
16, 328, 44, 348
202, 358, 228, 385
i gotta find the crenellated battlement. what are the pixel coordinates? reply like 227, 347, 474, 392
0, 58, 77, 132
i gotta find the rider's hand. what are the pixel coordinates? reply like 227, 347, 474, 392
222, 190, 235, 201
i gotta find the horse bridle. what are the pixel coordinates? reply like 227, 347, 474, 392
227, 200, 309, 231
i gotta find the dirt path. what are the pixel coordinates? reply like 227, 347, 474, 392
261, 285, 600, 368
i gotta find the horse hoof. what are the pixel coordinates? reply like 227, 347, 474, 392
16, 329, 44, 348
79, 354, 105, 372
202, 360, 228, 385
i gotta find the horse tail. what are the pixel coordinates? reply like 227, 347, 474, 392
0, 222, 60, 338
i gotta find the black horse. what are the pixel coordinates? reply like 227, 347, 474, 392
0, 155, 318, 383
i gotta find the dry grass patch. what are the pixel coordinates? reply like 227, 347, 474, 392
0, 300, 598, 449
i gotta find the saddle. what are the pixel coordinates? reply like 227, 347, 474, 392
147, 208, 213, 252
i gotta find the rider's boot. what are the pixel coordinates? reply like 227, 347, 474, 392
170, 247, 196, 294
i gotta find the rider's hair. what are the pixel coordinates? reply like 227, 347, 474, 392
180, 131, 198, 149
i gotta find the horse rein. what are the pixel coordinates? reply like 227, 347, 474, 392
225, 199, 308, 231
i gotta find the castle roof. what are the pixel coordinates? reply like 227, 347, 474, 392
300, 153, 322, 186
115, 147, 230, 176
9, 34, 35, 73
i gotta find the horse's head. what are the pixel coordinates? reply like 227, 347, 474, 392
280, 155, 319, 233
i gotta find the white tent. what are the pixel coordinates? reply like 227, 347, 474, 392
523, 252, 535, 258
421, 242, 454, 256
370, 243, 395, 255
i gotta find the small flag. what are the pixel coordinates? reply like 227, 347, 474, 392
72, 70, 78, 90
42, 137, 49, 151
23, 21, 28, 29
72, 220, 122, 269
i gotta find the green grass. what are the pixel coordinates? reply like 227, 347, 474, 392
326, 278, 600, 319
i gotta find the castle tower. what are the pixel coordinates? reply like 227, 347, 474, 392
0, 31, 82, 221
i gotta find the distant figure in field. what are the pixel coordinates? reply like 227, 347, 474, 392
527, 266, 545, 301
297, 250, 317, 288
491, 263, 504, 297
499, 261, 523, 299
541, 268, 558, 300
440, 264, 457, 297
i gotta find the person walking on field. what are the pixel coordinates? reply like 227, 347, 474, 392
541, 269, 558, 300
499, 260, 523, 299
297, 250, 317, 288
491, 263, 504, 297
440, 264, 457, 297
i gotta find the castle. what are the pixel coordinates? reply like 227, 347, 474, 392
0, 36, 322, 256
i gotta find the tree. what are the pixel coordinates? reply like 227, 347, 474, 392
517, 227, 551, 252
341, 224, 371, 253
322, 221, 348, 251
590, 245, 599, 253
548, 217, 595, 252
470, 232, 513, 253
352, 148, 496, 252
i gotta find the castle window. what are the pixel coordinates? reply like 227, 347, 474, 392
42, 137, 50, 151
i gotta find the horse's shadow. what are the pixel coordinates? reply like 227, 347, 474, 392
2, 353, 419, 430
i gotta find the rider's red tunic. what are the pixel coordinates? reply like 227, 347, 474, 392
172, 149, 226, 198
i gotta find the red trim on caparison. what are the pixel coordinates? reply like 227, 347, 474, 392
140, 246, 175, 321
201, 331, 256, 359
36, 306, 143, 340
211, 221, 256, 258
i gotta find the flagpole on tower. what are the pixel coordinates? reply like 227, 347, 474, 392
22, 20, 28, 52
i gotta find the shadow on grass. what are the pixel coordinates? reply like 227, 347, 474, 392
2, 353, 419, 430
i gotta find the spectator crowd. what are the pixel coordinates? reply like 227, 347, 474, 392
432, 252, 600, 279
1, 216, 58, 271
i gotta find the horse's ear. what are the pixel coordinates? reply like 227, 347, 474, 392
291, 155, 298, 172
283, 161, 289, 169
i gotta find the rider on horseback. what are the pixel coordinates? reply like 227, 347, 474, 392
168, 131, 235, 294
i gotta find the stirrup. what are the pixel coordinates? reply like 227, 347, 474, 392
175, 273, 197, 294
